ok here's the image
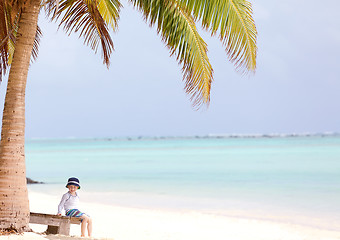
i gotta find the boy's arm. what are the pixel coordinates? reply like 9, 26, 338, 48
57, 193, 68, 215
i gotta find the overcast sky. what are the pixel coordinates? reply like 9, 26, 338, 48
1, 0, 340, 139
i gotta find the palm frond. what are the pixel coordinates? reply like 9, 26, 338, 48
31, 25, 42, 62
0, 0, 17, 81
0, 0, 9, 81
131, 0, 213, 108
7, 13, 19, 65
1, 0, 42, 80
48, 0, 118, 67
180, 0, 257, 73
96, 0, 121, 31
7, 34, 15, 65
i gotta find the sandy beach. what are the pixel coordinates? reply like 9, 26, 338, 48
1, 190, 340, 240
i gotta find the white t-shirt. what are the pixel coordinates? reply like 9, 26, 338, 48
57, 192, 80, 214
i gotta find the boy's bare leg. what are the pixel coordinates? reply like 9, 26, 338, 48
87, 217, 93, 237
80, 216, 89, 237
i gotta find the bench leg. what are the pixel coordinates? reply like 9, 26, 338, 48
46, 225, 59, 234
58, 222, 71, 235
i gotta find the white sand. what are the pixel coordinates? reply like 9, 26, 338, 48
0, 233, 47, 240
2, 191, 340, 240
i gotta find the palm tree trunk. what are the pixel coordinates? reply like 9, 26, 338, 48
0, 0, 41, 231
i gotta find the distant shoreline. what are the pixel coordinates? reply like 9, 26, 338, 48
25, 132, 340, 141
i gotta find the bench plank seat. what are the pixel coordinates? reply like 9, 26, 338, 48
30, 212, 81, 235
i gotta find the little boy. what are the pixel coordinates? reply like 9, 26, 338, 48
58, 177, 92, 237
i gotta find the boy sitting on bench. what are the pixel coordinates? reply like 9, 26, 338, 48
58, 177, 92, 237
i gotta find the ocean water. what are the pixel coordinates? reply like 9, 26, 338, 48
26, 136, 340, 230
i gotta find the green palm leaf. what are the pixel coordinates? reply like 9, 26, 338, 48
131, 0, 213, 108
96, 0, 121, 31
1, 0, 42, 80
180, 0, 257, 73
0, 0, 12, 80
49, 0, 119, 67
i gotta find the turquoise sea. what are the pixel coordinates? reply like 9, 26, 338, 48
26, 136, 340, 230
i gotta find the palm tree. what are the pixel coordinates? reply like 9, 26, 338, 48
0, 0, 257, 231
0, 0, 42, 231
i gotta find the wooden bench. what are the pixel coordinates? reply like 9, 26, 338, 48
29, 212, 81, 235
